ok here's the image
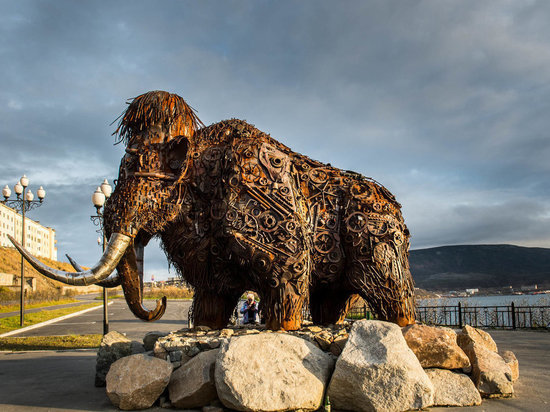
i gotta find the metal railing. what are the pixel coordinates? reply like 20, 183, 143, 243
416, 302, 550, 329
342, 302, 550, 329
345, 304, 373, 320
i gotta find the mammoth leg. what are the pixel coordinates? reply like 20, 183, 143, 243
262, 281, 306, 331
351, 266, 416, 327
192, 290, 241, 329
310, 288, 360, 326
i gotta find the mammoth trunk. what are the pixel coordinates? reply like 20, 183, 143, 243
117, 241, 166, 321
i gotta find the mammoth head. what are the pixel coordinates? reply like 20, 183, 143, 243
11, 91, 204, 323
99, 91, 204, 321
104, 91, 203, 239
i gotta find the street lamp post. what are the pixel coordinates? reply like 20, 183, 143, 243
91, 179, 112, 335
2, 175, 46, 327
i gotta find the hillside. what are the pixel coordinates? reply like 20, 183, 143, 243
0, 246, 78, 291
409, 244, 550, 291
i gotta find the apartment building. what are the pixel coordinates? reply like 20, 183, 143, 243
0, 202, 57, 260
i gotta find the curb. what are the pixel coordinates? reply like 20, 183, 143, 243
0, 301, 113, 338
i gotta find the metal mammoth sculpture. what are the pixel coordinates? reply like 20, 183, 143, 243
10, 90, 416, 331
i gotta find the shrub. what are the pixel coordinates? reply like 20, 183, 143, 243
144, 285, 194, 299
0, 286, 17, 301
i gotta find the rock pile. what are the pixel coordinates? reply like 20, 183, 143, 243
100, 320, 519, 411
151, 323, 351, 366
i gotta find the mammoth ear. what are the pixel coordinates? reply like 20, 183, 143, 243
164, 135, 190, 176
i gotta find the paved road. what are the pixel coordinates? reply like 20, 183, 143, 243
7, 298, 192, 340
0, 299, 97, 319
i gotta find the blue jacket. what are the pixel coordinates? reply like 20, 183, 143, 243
240, 300, 258, 323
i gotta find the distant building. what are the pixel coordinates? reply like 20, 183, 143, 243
520, 285, 538, 291
0, 272, 37, 292
465, 288, 479, 295
0, 202, 57, 260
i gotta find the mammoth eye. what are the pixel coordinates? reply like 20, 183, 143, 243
166, 136, 190, 169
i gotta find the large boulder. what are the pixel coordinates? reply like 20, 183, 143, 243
501, 350, 519, 381
95, 331, 145, 387
106, 353, 173, 410
327, 320, 434, 412
457, 324, 498, 352
143, 331, 168, 351
215, 333, 335, 411
462, 343, 513, 397
456, 325, 513, 397
402, 324, 470, 369
426, 368, 482, 406
169, 349, 220, 409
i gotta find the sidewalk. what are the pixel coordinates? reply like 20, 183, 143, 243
0, 329, 548, 411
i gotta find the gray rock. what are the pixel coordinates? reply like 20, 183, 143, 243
143, 331, 168, 351
202, 407, 223, 412
106, 353, 173, 410
95, 331, 144, 387
314, 331, 333, 351
462, 342, 514, 398
159, 395, 172, 408
215, 333, 335, 411
131, 341, 145, 354
170, 350, 183, 363
154, 340, 169, 360
330, 335, 348, 357
426, 368, 482, 406
186, 345, 201, 357
219, 329, 234, 338
501, 350, 519, 381
169, 349, 220, 409
327, 320, 434, 412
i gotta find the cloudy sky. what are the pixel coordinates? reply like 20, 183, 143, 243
1, 1, 549, 280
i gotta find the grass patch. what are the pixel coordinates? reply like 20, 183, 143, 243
346, 312, 373, 320
0, 302, 101, 334
0, 298, 80, 313
0, 334, 102, 351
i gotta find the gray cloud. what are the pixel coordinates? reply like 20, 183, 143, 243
1, 0, 549, 279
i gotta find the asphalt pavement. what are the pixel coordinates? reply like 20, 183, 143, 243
0, 298, 98, 319
6, 297, 192, 340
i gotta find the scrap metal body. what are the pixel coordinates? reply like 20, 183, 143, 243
104, 98, 415, 329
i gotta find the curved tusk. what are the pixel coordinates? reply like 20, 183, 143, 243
8, 233, 131, 286
65, 254, 84, 271
118, 244, 166, 321
95, 272, 122, 288
65, 254, 122, 288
